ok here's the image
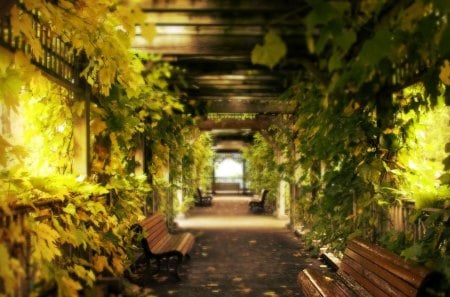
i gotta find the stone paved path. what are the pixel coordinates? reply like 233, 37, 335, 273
131, 196, 318, 297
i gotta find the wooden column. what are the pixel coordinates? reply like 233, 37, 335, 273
166, 149, 174, 229
73, 89, 90, 177
276, 150, 288, 219
277, 179, 289, 219
134, 134, 145, 175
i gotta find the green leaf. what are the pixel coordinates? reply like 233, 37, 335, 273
305, 1, 341, 28
335, 29, 356, 54
328, 51, 342, 72
401, 243, 424, 261
359, 27, 392, 66
251, 31, 287, 69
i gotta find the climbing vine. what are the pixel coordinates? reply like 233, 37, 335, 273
0, 1, 188, 296
251, 0, 450, 286
243, 133, 281, 208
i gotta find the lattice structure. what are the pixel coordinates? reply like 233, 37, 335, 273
0, 9, 78, 88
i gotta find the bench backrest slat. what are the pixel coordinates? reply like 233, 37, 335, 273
340, 253, 408, 297
341, 239, 431, 297
139, 213, 169, 250
260, 189, 268, 203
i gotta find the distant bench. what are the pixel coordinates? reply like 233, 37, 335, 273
137, 213, 195, 280
213, 182, 240, 193
298, 239, 439, 297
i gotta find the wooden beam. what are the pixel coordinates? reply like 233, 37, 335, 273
193, 74, 280, 82
195, 94, 279, 100
199, 118, 273, 130
133, 34, 306, 56
133, 34, 258, 55
141, 0, 306, 12
142, 11, 303, 26
155, 25, 304, 36
205, 100, 295, 113
0, 0, 16, 17
190, 85, 283, 93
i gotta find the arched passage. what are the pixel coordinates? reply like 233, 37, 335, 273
213, 151, 245, 194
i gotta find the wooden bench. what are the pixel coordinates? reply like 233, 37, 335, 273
195, 187, 213, 206
138, 213, 195, 280
298, 239, 438, 297
248, 189, 269, 213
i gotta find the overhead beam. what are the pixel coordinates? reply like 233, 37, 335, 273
134, 34, 259, 55
142, 11, 303, 26
192, 74, 280, 82
133, 34, 305, 56
155, 25, 304, 36
205, 100, 295, 113
189, 85, 284, 94
140, 0, 306, 11
195, 94, 278, 100
199, 118, 273, 130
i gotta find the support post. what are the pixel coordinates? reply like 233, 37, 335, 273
277, 179, 288, 219
73, 88, 90, 177
134, 134, 144, 175
276, 149, 288, 219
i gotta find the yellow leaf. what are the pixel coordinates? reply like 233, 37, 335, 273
0, 243, 17, 294
31, 222, 61, 262
71, 264, 95, 286
72, 101, 85, 118
63, 203, 76, 215
0, 47, 13, 73
140, 23, 156, 43
343, 102, 355, 116
90, 118, 107, 135
132, 9, 146, 24
0, 135, 12, 167
35, 222, 60, 244
112, 257, 124, 274
59, 276, 82, 297
93, 255, 108, 272
439, 60, 450, 85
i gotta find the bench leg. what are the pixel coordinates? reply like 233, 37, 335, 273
154, 258, 161, 274
174, 255, 183, 281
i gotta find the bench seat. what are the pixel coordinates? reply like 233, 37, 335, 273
298, 239, 438, 297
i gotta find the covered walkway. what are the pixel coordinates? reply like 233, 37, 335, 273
131, 196, 320, 297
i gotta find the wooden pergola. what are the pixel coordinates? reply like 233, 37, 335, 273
133, 0, 307, 147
